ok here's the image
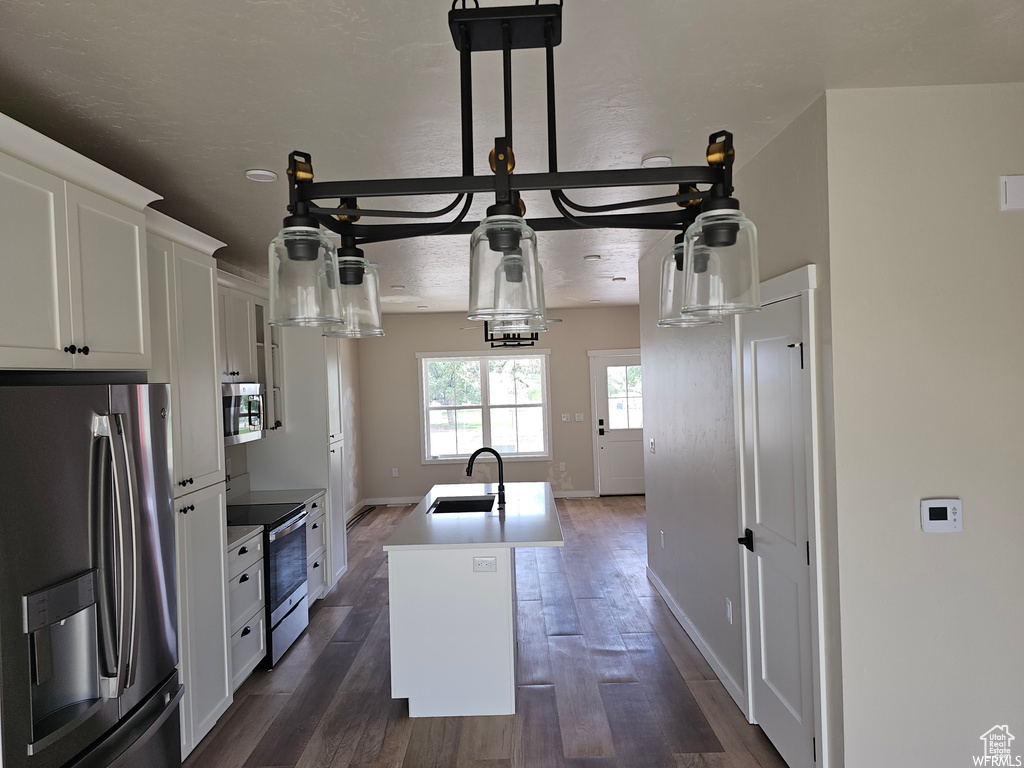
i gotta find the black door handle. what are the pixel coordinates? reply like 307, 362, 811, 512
738, 528, 754, 552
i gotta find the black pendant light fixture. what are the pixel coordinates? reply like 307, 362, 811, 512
268, 1, 759, 333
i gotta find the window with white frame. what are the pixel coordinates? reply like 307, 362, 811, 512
419, 352, 551, 461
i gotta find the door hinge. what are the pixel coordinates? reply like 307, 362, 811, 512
806, 540, 811, 566
787, 341, 804, 369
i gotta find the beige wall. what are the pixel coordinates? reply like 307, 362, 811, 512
358, 307, 640, 500
826, 84, 1024, 766
638, 97, 836, 710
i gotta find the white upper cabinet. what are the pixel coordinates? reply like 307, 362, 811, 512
0, 113, 159, 370
0, 152, 73, 368
67, 183, 150, 369
147, 213, 226, 496
325, 336, 344, 443
218, 286, 259, 382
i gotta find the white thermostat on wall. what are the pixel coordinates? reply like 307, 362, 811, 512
920, 498, 963, 533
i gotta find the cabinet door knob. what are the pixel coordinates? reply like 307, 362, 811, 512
188, 477, 194, 485
241, 626, 251, 637
178, 479, 188, 487
313, 561, 320, 568
79, 345, 90, 355
180, 505, 193, 514
238, 546, 249, 555
64, 345, 77, 354
312, 522, 319, 529
239, 573, 250, 583
312, 502, 318, 509
330, 449, 335, 453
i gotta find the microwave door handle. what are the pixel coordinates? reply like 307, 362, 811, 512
114, 413, 141, 690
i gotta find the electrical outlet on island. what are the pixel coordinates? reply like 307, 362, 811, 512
392, 467, 399, 478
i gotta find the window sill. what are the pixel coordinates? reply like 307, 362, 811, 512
421, 453, 552, 466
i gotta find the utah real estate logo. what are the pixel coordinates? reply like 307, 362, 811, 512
975, 726, 1021, 766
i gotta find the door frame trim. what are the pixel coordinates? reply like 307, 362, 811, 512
588, 348, 642, 496
733, 264, 829, 766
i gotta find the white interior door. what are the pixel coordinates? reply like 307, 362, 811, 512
590, 350, 645, 495
739, 296, 815, 767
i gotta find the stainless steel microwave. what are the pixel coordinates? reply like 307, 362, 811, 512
223, 383, 266, 445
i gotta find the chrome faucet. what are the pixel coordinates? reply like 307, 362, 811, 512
466, 446, 505, 508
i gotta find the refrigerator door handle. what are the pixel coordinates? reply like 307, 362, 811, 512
93, 413, 137, 698
113, 413, 141, 691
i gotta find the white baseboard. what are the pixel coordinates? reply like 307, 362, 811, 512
554, 489, 596, 499
345, 498, 367, 521
646, 566, 748, 716
365, 496, 423, 506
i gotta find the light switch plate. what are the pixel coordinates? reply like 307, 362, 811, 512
575, 413, 584, 422
649, 437, 656, 453
1001, 175, 1024, 211
921, 498, 962, 532
561, 413, 570, 422
473, 556, 497, 573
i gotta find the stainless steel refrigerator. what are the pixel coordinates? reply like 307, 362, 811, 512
0, 384, 183, 768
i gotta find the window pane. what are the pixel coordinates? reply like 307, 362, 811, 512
627, 396, 644, 429
427, 360, 481, 407
607, 366, 627, 397
428, 409, 458, 457
626, 365, 642, 397
488, 359, 517, 406
456, 409, 483, 455
490, 407, 517, 453
514, 358, 542, 404
517, 407, 544, 452
608, 397, 628, 429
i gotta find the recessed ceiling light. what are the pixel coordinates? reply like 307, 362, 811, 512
583, 254, 602, 262
589, 299, 601, 303
390, 284, 406, 290
245, 169, 278, 183
612, 276, 627, 282
640, 155, 672, 169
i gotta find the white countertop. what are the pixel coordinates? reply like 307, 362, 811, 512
383, 482, 564, 551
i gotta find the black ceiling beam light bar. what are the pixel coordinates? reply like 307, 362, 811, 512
267, 1, 760, 337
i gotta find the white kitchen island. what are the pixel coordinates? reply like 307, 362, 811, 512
384, 481, 563, 717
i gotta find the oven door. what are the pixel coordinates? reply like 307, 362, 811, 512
267, 510, 308, 627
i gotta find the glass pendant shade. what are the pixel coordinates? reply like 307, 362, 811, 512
680, 209, 760, 316
658, 243, 723, 327
489, 315, 548, 333
269, 226, 343, 326
468, 216, 546, 324
323, 255, 385, 338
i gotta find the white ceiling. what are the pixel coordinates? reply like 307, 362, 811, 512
1, 0, 1021, 312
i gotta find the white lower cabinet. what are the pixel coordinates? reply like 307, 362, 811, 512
175, 481, 232, 759
329, 441, 349, 583
306, 497, 328, 601
227, 527, 266, 692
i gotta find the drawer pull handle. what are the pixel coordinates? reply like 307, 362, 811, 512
312, 502, 318, 509
312, 522, 319, 530
179, 505, 194, 514
64, 344, 78, 354
241, 626, 251, 637
239, 573, 250, 583
238, 546, 249, 555
79, 345, 90, 356
313, 561, 320, 568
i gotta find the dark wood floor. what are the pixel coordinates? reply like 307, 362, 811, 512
184, 496, 786, 768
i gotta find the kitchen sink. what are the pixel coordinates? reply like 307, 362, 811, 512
427, 495, 496, 514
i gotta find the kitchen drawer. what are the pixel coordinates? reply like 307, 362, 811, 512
230, 608, 266, 692
228, 559, 264, 635
306, 512, 326, 557
307, 554, 328, 602
227, 530, 262, 579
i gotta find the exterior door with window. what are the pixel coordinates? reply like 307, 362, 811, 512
590, 350, 645, 495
